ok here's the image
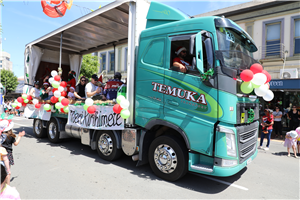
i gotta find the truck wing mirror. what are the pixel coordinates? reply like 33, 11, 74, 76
189, 34, 196, 56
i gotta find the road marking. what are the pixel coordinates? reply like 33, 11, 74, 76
194, 174, 249, 191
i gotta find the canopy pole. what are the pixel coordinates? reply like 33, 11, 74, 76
59, 32, 64, 75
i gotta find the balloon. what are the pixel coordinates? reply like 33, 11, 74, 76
54, 90, 61, 97
85, 98, 94, 106
18, 103, 22, 108
44, 104, 51, 111
60, 108, 65, 113
87, 106, 96, 114
263, 90, 274, 101
32, 99, 39, 105
52, 81, 60, 88
83, 104, 89, 111
52, 88, 58, 93
64, 87, 68, 91
59, 97, 64, 102
60, 81, 67, 87
17, 97, 24, 103
58, 86, 64, 92
120, 109, 130, 119
120, 99, 130, 109
113, 104, 123, 114
54, 75, 61, 81
61, 91, 67, 97
22, 94, 27, 100
254, 84, 269, 97
49, 77, 54, 84
116, 95, 125, 104
240, 69, 253, 82
63, 106, 69, 113
261, 70, 271, 83
50, 96, 59, 103
251, 73, 267, 86
11, 103, 17, 108
24, 99, 29, 103
252, 83, 260, 88
250, 63, 263, 74
22, 103, 27, 107
61, 98, 69, 106
51, 70, 58, 77
15, 106, 20, 110
47, 109, 51, 112
240, 82, 253, 94
55, 102, 62, 109
27, 95, 32, 101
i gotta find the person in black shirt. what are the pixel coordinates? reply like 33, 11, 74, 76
74, 76, 87, 100
287, 105, 300, 131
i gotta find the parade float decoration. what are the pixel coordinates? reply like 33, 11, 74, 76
112, 95, 131, 119
41, 0, 73, 18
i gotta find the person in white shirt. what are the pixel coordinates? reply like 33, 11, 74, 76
68, 87, 75, 100
29, 81, 41, 100
273, 106, 283, 139
85, 74, 102, 99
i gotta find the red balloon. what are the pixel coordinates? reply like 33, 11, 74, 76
22, 103, 27, 107
61, 91, 67, 97
61, 98, 69, 106
47, 109, 52, 112
250, 63, 263, 74
54, 75, 61, 81
15, 106, 20, 110
50, 96, 59, 104
87, 106, 96, 114
60, 81, 67, 87
35, 103, 41, 109
113, 104, 123, 114
262, 70, 271, 83
17, 97, 24, 103
60, 108, 65, 113
240, 69, 254, 82
27, 95, 32, 101
52, 88, 58, 93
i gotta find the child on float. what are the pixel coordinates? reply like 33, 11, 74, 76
284, 130, 298, 158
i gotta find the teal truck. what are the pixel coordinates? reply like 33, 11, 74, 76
24, 0, 259, 181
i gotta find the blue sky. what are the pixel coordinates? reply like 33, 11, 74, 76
1, 0, 249, 78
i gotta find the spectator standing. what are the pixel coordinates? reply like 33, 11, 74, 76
74, 76, 87, 100
0, 165, 20, 199
273, 106, 283, 139
258, 109, 274, 151
287, 105, 300, 131
103, 72, 124, 100
284, 130, 298, 158
0, 134, 10, 185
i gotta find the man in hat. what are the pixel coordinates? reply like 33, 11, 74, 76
172, 46, 191, 73
85, 74, 102, 99
40, 82, 50, 100
103, 72, 124, 100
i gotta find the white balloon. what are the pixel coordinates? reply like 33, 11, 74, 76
85, 98, 94, 106
49, 77, 54, 84
64, 87, 67, 91
32, 99, 39, 105
120, 99, 130, 109
251, 73, 267, 86
18, 103, 22, 107
54, 90, 61, 97
263, 90, 274, 101
56, 102, 62, 109
58, 86, 64, 92
51, 70, 58, 77
254, 84, 268, 97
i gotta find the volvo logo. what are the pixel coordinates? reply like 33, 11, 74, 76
269, 81, 283, 87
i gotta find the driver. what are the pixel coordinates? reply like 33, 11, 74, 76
172, 46, 191, 73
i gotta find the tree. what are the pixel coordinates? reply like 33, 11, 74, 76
79, 54, 100, 80
0, 69, 18, 93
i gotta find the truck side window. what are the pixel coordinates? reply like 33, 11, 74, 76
143, 39, 165, 67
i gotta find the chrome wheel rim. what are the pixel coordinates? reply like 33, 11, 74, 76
98, 133, 113, 156
35, 120, 41, 135
48, 122, 57, 139
154, 144, 177, 174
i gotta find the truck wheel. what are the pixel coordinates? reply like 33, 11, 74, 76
47, 119, 60, 143
33, 119, 46, 138
96, 131, 122, 161
148, 135, 188, 181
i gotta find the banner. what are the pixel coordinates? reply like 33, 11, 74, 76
24, 104, 51, 121
67, 105, 124, 130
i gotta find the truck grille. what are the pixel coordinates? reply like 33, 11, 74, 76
236, 122, 258, 164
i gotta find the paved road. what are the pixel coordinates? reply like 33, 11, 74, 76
8, 117, 300, 199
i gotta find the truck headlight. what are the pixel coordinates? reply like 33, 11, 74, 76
218, 126, 237, 157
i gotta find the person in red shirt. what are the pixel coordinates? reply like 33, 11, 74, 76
172, 46, 191, 73
259, 109, 274, 151
67, 71, 76, 92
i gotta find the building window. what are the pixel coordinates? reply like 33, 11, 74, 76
0, 65, 2, 68
266, 22, 281, 57
109, 51, 115, 72
100, 53, 106, 72
5, 57, 9, 61
294, 19, 300, 54
0, 60, 2, 63
124, 47, 128, 72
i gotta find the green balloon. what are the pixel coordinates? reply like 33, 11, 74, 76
120, 109, 130, 119
59, 97, 64, 102
252, 83, 260, 88
24, 99, 29, 103
116, 95, 125, 104
12, 103, 17, 108
63, 106, 69, 113
44, 104, 51, 111
22, 94, 27, 100
241, 82, 253, 94
52, 81, 60, 88
83, 104, 89, 111
55, 103, 61, 109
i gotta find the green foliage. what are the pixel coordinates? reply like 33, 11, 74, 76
79, 54, 100, 80
0, 69, 18, 93
0, 0, 3, 6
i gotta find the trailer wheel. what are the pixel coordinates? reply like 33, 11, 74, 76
33, 119, 46, 138
47, 119, 60, 143
148, 135, 188, 181
96, 131, 122, 161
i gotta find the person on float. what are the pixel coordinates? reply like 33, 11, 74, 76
29, 81, 41, 100
67, 70, 76, 92
172, 46, 191, 73
85, 74, 103, 99
74, 76, 87, 100
40, 82, 50, 100
103, 72, 124, 100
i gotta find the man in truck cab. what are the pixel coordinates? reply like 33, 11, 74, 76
103, 72, 124, 100
172, 46, 191, 73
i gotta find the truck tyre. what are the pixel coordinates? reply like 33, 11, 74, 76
148, 135, 188, 181
96, 131, 122, 161
33, 119, 46, 138
47, 119, 60, 143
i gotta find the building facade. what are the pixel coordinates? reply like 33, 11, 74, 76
0, 51, 13, 71
195, 0, 300, 129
